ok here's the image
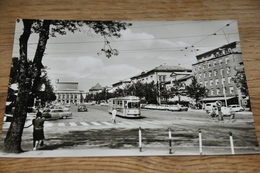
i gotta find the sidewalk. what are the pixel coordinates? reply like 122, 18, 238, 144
0, 145, 259, 158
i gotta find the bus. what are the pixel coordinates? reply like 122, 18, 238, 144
108, 96, 141, 117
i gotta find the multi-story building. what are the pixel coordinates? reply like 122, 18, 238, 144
89, 83, 105, 94
109, 78, 131, 93
130, 65, 192, 84
167, 72, 193, 102
54, 79, 85, 104
192, 41, 244, 106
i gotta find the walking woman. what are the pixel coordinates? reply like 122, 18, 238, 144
32, 110, 45, 151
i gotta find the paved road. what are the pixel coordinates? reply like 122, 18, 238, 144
1, 105, 259, 156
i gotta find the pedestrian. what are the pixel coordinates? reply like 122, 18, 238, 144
229, 108, 236, 122
215, 101, 223, 122
32, 109, 45, 151
111, 108, 117, 123
211, 105, 217, 119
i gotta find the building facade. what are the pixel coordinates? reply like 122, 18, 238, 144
54, 79, 85, 104
109, 78, 131, 93
130, 65, 192, 84
192, 41, 244, 106
89, 83, 105, 94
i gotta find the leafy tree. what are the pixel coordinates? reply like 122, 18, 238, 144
232, 67, 249, 96
232, 66, 251, 109
144, 81, 158, 104
186, 76, 208, 104
33, 68, 56, 107
4, 19, 131, 153
160, 82, 171, 103
170, 80, 185, 103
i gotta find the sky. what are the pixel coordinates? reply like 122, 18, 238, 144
12, 20, 240, 91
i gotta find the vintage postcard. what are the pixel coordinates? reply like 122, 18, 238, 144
0, 19, 259, 157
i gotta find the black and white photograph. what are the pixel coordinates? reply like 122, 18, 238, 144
0, 19, 259, 158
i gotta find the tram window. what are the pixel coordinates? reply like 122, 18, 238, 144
128, 102, 139, 108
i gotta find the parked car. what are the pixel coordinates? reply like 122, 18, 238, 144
228, 105, 244, 112
42, 109, 72, 119
100, 102, 108, 106
143, 104, 156, 110
156, 105, 169, 110
3, 114, 13, 122
78, 104, 88, 112
179, 105, 188, 111
204, 102, 216, 112
167, 105, 180, 111
168, 105, 188, 111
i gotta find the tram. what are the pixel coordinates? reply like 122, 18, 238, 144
108, 96, 141, 117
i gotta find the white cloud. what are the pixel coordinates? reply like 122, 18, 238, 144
44, 56, 141, 89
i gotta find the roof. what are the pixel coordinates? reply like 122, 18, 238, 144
89, 83, 104, 91
131, 65, 192, 79
200, 96, 236, 102
177, 74, 193, 81
151, 65, 191, 72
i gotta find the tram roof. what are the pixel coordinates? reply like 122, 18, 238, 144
110, 96, 140, 100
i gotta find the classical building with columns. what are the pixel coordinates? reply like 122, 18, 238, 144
54, 79, 86, 105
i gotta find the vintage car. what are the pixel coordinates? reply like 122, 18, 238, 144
3, 114, 13, 122
167, 105, 180, 111
42, 109, 72, 119
78, 104, 88, 112
228, 105, 245, 112
168, 105, 188, 111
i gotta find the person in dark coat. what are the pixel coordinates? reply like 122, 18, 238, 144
32, 110, 45, 151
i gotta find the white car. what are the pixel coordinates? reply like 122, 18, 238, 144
228, 105, 244, 112
42, 109, 73, 119
167, 105, 179, 111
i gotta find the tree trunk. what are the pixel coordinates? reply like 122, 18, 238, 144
4, 19, 33, 153
32, 20, 51, 93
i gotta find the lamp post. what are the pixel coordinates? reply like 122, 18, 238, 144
223, 84, 227, 107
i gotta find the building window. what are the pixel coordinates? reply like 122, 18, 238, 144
228, 77, 232, 84
209, 71, 212, 77
220, 69, 224, 76
205, 81, 208, 86
217, 88, 220, 95
159, 75, 166, 82
219, 59, 223, 65
213, 60, 217, 67
227, 67, 231, 74
211, 89, 214, 95
229, 86, 234, 94
208, 62, 212, 68
210, 80, 213, 86
215, 79, 219, 85
222, 78, 225, 85
225, 57, 229, 64
214, 70, 218, 76
204, 72, 206, 78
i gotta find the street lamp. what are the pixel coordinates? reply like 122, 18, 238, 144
223, 84, 227, 107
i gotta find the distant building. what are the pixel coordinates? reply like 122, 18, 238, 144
89, 83, 104, 94
130, 65, 192, 84
54, 79, 85, 104
192, 41, 245, 106
109, 78, 131, 93
166, 72, 193, 102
